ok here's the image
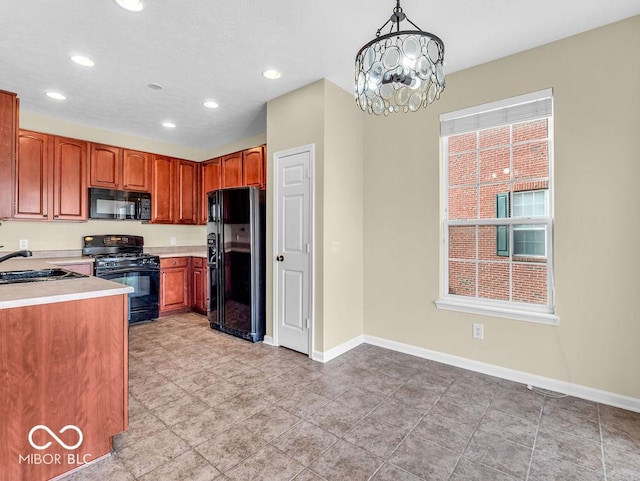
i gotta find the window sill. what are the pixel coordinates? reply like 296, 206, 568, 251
435, 298, 559, 325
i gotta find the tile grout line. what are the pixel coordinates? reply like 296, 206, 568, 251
523, 392, 545, 481
444, 385, 497, 481
597, 403, 608, 481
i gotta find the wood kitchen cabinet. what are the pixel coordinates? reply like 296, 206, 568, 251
123, 149, 151, 191
14, 131, 88, 221
0, 90, 18, 219
242, 145, 264, 187
0, 294, 128, 481
89, 143, 150, 192
176, 159, 198, 224
151, 156, 199, 224
221, 151, 243, 188
151, 155, 175, 223
191, 256, 208, 314
199, 157, 221, 224
160, 257, 190, 314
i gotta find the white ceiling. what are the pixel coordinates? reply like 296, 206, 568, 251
0, 1, 638, 154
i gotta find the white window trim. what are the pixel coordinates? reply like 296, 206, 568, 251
438, 90, 557, 325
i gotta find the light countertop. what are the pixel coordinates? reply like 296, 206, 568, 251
0, 258, 132, 310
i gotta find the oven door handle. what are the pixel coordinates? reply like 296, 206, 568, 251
96, 267, 159, 275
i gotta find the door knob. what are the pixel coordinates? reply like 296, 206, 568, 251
276, 255, 284, 262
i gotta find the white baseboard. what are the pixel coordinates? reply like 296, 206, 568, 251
262, 335, 274, 346
312, 335, 364, 363
363, 335, 640, 413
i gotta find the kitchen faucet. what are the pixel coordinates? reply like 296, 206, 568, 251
0, 250, 33, 263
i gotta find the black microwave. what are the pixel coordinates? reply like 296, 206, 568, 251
89, 188, 152, 220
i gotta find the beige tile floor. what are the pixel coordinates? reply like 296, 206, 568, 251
62, 313, 640, 481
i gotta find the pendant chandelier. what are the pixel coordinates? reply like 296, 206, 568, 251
355, 0, 445, 115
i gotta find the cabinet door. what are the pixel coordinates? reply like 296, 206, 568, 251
192, 263, 204, 313
160, 258, 190, 313
0, 90, 18, 219
243, 146, 263, 187
221, 152, 242, 188
151, 155, 174, 223
199, 158, 221, 224
176, 159, 198, 224
122, 150, 150, 192
53, 136, 88, 220
90, 144, 122, 189
15, 130, 50, 219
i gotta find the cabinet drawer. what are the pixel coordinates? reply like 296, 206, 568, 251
160, 257, 189, 269
191, 257, 204, 268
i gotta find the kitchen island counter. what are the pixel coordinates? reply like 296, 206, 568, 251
0, 258, 132, 309
0, 257, 130, 481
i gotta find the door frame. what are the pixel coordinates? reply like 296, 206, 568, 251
271, 144, 315, 357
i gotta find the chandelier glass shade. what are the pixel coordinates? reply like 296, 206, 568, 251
355, 0, 445, 115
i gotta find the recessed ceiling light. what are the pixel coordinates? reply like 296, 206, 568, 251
262, 69, 281, 80
114, 0, 144, 12
70, 55, 95, 67
162, 121, 176, 128
147, 83, 163, 90
203, 100, 219, 109
46, 92, 66, 101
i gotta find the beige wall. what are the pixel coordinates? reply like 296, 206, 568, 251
0, 219, 204, 252
363, 16, 640, 398
266, 79, 364, 353
321, 81, 364, 350
266, 80, 326, 346
21, 111, 266, 162
20, 111, 208, 161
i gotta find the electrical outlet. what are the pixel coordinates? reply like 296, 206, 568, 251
19, 239, 28, 249
170, 237, 176, 245
472, 323, 484, 340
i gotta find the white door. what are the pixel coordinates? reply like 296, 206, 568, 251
274, 145, 313, 355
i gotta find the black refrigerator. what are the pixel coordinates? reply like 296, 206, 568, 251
207, 187, 265, 342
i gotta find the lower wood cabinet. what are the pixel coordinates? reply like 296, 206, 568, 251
159, 257, 190, 314
159, 256, 208, 316
191, 257, 208, 315
0, 294, 128, 481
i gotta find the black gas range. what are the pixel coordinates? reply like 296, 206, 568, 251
82, 235, 160, 324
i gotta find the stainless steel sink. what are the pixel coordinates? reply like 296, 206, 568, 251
0, 268, 88, 284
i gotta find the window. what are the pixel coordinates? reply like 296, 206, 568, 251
437, 89, 557, 324
498, 190, 549, 257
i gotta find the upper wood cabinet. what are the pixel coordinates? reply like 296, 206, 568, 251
151, 156, 199, 225
176, 159, 198, 225
53, 136, 88, 220
90, 144, 150, 192
199, 158, 221, 224
89, 144, 120, 189
151, 155, 175, 224
15, 131, 50, 219
14, 131, 87, 221
220, 145, 266, 190
123, 149, 150, 191
0, 90, 18, 219
243, 145, 264, 187
221, 152, 243, 188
